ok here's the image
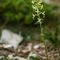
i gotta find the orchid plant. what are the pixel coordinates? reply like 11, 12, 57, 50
32, 0, 49, 60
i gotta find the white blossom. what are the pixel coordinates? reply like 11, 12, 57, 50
32, 0, 45, 24
38, 18, 41, 23
42, 11, 45, 15
41, 5, 43, 9
32, 6, 37, 10
38, 0, 42, 5
35, 9, 40, 13
32, 14, 35, 19
32, 0, 34, 4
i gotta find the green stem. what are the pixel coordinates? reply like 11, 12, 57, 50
43, 40, 49, 60
40, 24, 49, 60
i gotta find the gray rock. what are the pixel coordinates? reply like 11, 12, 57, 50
0, 29, 23, 49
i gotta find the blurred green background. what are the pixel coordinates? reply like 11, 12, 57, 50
0, 0, 60, 42
0, 0, 60, 25
0, 0, 33, 24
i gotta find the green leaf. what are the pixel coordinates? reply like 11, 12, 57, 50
14, 58, 18, 60
29, 56, 40, 60
54, 25, 60, 41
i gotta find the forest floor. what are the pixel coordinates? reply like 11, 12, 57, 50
0, 39, 60, 60
0, 25, 60, 60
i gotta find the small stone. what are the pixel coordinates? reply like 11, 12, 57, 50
39, 50, 45, 54
22, 50, 30, 53
28, 52, 36, 58
8, 54, 13, 59
26, 43, 32, 51
3, 44, 13, 48
33, 44, 40, 49
39, 43, 45, 48
13, 56, 27, 60
0, 56, 4, 59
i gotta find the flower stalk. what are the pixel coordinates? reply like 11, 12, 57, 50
32, 0, 49, 60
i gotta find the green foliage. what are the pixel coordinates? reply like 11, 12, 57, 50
0, 0, 59, 25
29, 56, 40, 60
43, 3, 59, 26
0, 0, 33, 24
43, 25, 60, 47
43, 3, 58, 21
2, 57, 10, 60
14, 58, 18, 60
